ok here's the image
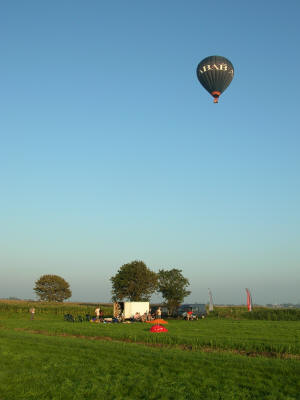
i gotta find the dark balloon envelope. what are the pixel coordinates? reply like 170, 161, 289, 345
196, 55, 234, 103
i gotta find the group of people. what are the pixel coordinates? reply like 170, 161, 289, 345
30, 305, 164, 323
133, 311, 151, 322
133, 307, 162, 322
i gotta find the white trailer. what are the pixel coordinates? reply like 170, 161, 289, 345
113, 301, 150, 319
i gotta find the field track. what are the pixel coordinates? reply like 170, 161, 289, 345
1, 324, 300, 360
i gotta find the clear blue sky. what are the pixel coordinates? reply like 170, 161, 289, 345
1, 1, 300, 304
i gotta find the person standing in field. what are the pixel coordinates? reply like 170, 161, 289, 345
30, 307, 35, 320
187, 310, 193, 320
95, 306, 101, 321
156, 307, 162, 319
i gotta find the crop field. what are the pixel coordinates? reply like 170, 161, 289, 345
0, 299, 113, 317
1, 303, 300, 399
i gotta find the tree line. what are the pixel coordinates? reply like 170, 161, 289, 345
33, 260, 191, 314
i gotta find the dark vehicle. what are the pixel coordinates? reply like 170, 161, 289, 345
177, 304, 207, 319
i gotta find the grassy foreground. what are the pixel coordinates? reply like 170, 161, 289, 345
1, 328, 300, 400
0, 313, 300, 399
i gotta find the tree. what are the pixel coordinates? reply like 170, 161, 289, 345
157, 269, 191, 315
111, 260, 158, 301
34, 274, 72, 302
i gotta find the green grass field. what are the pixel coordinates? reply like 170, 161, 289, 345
2, 314, 300, 355
1, 308, 300, 399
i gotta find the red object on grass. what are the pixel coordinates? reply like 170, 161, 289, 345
150, 324, 168, 333
146, 319, 168, 324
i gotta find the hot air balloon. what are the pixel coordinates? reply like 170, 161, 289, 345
196, 55, 234, 103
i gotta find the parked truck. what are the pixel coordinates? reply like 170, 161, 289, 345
113, 301, 150, 320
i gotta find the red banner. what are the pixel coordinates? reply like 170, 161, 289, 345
246, 288, 252, 312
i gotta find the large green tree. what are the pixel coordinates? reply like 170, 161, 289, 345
111, 260, 158, 301
34, 274, 72, 302
157, 269, 191, 315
